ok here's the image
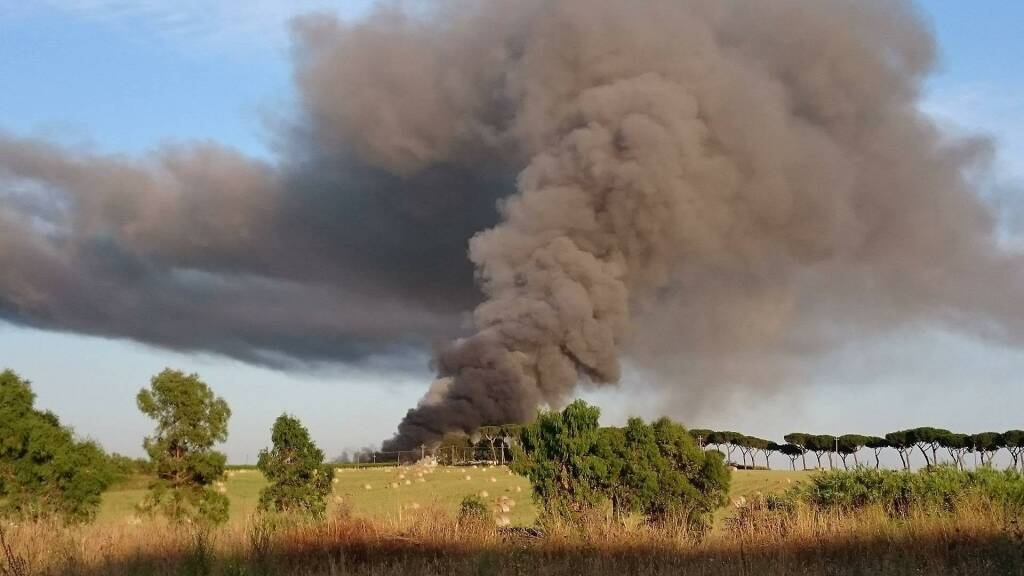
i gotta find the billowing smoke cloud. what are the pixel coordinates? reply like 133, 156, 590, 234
1, 1, 1021, 447
384, 0, 1024, 448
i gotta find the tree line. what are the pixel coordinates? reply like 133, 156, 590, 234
688, 428, 1024, 471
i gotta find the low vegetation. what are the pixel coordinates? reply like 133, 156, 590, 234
2, 367, 1023, 574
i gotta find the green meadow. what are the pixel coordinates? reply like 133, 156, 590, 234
98, 466, 811, 529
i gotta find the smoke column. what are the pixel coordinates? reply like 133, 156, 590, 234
1, 1, 1021, 448
384, 0, 1023, 448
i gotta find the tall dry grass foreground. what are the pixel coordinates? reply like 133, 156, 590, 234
1, 502, 1022, 576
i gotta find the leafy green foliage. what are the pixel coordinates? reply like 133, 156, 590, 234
687, 429, 715, 448
804, 435, 837, 469
1004, 430, 1024, 470
257, 414, 333, 518
512, 401, 729, 532
885, 430, 914, 469
796, 466, 1024, 516
779, 444, 804, 470
836, 435, 869, 469
0, 370, 113, 523
457, 494, 492, 528
136, 369, 231, 525
970, 432, 1004, 466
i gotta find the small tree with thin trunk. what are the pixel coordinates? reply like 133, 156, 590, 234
707, 431, 742, 466
836, 435, 868, 469
807, 435, 837, 469
864, 437, 888, 469
257, 414, 334, 518
939, 433, 970, 471
1003, 430, 1024, 471
885, 431, 913, 470
783, 433, 809, 470
136, 369, 231, 525
908, 427, 952, 468
737, 436, 759, 468
763, 442, 781, 470
780, 443, 803, 470
478, 426, 502, 463
971, 432, 1004, 467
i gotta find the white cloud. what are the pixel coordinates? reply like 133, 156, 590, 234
10, 0, 376, 54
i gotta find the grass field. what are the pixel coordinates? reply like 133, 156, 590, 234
98, 466, 810, 529
10, 467, 1022, 575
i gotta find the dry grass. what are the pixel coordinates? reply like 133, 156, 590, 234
2, 496, 1022, 576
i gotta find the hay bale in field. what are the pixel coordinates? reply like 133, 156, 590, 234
479, 490, 489, 498
364, 484, 372, 490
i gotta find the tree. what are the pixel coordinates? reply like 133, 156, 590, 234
512, 400, 605, 522
907, 427, 952, 468
709, 431, 744, 466
864, 437, 889, 470
0, 370, 113, 523
779, 444, 803, 470
885, 431, 913, 470
688, 429, 715, 449
836, 435, 868, 469
257, 414, 333, 518
806, 435, 837, 469
1003, 430, 1024, 471
970, 432, 1004, 467
512, 401, 729, 531
939, 433, 971, 471
499, 424, 522, 464
763, 442, 781, 470
136, 369, 231, 525
783, 433, 809, 470
740, 437, 772, 469
478, 426, 502, 463
736, 435, 757, 468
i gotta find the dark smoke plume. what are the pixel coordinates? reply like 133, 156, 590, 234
1, 1, 1021, 449
384, 0, 1024, 448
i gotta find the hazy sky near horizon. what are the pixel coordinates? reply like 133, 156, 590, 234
0, 1, 1022, 463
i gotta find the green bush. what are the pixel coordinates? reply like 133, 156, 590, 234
797, 466, 1024, 516
0, 370, 113, 523
512, 400, 730, 532
458, 495, 492, 528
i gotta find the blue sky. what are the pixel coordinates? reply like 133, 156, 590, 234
0, 1, 1022, 463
